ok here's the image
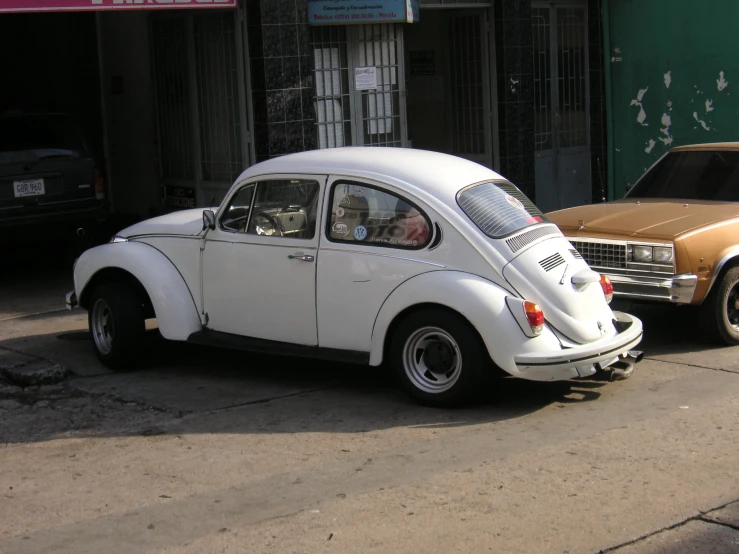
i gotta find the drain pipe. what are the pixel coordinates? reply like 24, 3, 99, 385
602, 0, 615, 201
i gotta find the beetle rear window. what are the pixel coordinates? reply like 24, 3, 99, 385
457, 181, 548, 238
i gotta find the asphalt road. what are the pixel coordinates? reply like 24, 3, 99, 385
0, 270, 738, 554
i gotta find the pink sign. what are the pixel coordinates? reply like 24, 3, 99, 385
0, 0, 237, 13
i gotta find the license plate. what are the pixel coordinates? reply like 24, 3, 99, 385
13, 179, 45, 198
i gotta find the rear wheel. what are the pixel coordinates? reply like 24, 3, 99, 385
390, 309, 492, 407
702, 266, 739, 345
88, 282, 146, 369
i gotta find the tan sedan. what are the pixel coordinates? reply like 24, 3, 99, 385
547, 143, 739, 345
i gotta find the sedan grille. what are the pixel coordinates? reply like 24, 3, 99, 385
569, 241, 627, 269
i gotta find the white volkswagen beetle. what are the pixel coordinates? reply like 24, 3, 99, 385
66, 148, 643, 406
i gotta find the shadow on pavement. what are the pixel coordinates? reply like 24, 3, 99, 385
0, 326, 608, 445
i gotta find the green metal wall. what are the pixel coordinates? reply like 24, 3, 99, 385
607, 0, 739, 197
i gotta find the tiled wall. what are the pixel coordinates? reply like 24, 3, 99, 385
246, 0, 316, 162
494, 0, 535, 199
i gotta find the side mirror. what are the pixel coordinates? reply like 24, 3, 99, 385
202, 209, 216, 231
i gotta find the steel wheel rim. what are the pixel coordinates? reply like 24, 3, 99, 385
402, 326, 462, 394
91, 298, 115, 355
727, 282, 739, 330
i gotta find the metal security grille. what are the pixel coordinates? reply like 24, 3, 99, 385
194, 13, 244, 183
569, 241, 627, 269
312, 26, 352, 149
448, 14, 485, 156
556, 7, 587, 148
356, 24, 404, 147
152, 18, 194, 180
152, 10, 251, 208
532, 7, 552, 152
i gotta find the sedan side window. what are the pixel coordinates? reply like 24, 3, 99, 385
220, 184, 255, 233
327, 182, 432, 249
247, 179, 321, 239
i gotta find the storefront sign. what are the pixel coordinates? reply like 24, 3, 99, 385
164, 185, 196, 209
409, 50, 435, 75
307, 0, 419, 25
0, 0, 237, 13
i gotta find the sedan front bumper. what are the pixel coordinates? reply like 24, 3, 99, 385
65, 291, 77, 310
514, 311, 643, 375
605, 270, 698, 304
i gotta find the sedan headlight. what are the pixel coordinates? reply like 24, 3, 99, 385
633, 245, 653, 262
109, 235, 128, 243
653, 247, 673, 263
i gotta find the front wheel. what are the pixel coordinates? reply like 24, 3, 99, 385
702, 266, 739, 345
389, 309, 492, 407
88, 282, 146, 369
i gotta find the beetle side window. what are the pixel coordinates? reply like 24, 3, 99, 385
327, 182, 432, 249
220, 184, 255, 233
247, 180, 321, 239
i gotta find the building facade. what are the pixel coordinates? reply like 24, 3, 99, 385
0, 0, 607, 220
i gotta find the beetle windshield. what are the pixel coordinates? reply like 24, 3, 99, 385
628, 150, 739, 201
457, 181, 548, 239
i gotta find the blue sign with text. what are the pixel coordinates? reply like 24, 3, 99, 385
307, 0, 419, 25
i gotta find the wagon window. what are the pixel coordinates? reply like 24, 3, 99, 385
327, 182, 432, 249
457, 181, 548, 239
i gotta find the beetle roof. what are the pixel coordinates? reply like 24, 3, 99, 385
237, 147, 505, 201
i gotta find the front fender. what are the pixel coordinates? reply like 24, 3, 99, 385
369, 271, 562, 372
74, 241, 202, 341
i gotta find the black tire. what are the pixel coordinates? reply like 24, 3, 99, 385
88, 282, 146, 369
702, 266, 739, 345
389, 309, 493, 407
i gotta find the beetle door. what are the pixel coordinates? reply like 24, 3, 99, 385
201, 175, 326, 346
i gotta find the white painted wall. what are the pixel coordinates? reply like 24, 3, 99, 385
98, 12, 160, 218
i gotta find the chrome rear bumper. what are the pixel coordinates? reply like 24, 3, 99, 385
605, 271, 698, 304
514, 311, 643, 373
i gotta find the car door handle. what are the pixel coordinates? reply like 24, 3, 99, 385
288, 254, 315, 262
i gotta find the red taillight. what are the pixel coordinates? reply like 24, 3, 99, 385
524, 301, 545, 335
600, 274, 614, 304
94, 169, 105, 200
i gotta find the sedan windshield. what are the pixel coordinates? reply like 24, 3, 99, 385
457, 181, 548, 239
628, 150, 739, 201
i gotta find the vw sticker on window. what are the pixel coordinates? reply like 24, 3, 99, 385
353, 225, 368, 241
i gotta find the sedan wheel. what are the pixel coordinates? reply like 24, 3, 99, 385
703, 266, 739, 346
391, 309, 492, 407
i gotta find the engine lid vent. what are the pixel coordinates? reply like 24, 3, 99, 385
539, 252, 566, 271
506, 225, 561, 253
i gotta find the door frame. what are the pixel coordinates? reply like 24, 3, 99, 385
346, 23, 409, 148
532, 0, 591, 208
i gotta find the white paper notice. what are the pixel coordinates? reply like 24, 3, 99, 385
355, 67, 377, 91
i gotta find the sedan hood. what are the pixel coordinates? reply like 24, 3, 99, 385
119, 208, 206, 238
547, 199, 739, 240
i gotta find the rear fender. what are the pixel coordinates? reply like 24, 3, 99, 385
369, 271, 561, 372
74, 241, 202, 341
